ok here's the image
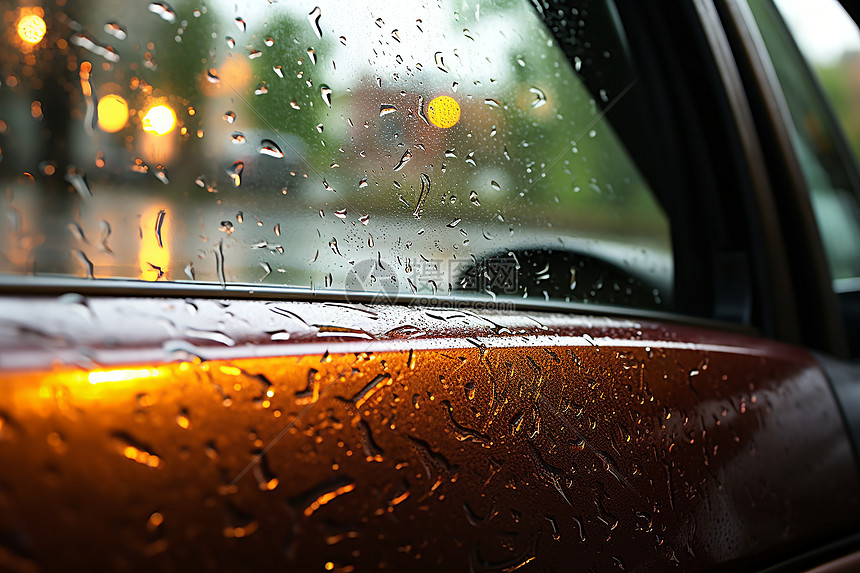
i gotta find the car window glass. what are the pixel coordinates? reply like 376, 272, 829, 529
0, 0, 672, 309
751, 0, 860, 287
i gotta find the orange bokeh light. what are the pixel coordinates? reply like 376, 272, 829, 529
97, 94, 129, 132
141, 104, 176, 136
17, 14, 46, 45
427, 95, 461, 128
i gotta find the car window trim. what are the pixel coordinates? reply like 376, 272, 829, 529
716, 0, 849, 357
0, 274, 760, 337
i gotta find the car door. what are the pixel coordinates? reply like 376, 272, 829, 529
1, 1, 859, 572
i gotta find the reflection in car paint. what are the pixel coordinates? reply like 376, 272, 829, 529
0, 297, 857, 571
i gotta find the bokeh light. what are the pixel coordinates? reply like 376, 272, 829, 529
427, 95, 461, 128
97, 94, 129, 132
141, 104, 176, 136
17, 14, 46, 45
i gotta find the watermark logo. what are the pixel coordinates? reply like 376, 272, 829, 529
344, 255, 519, 307
452, 256, 519, 294
344, 257, 400, 304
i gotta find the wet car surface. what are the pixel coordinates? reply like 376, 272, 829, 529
4, 0, 860, 571
1, 297, 858, 571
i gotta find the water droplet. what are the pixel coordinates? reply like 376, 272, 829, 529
434, 52, 449, 73
222, 502, 258, 538
296, 479, 356, 517
393, 149, 412, 171
273, 65, 283, 78
222, 111, 236, 124
469, 190, 480, 206
207, 68, 220, 83
147, 512, 164, 530
417, 95, 430, 126
114, 432, 160, 467
484, 98, 501, 108
68, 221, 87, 243
358, 177, 368, 188
490, 180, 501, 191
73, 249, 94, 278
234, 17, 247, 32
307, 48, 316, 65
148, 2, 176, 23
227, 161, 243, 187
254, 82, 268, 95
251, 451, 279, 490
545, 515, 561, 540
70, 33, 120, 62
230, 131, 246, 144
391, 29, 400, 42
320, 85, 332, 107
104, 22, 127, 40
379, 104, 397, 117
154, 209, 166, 247
259, 139, 284, 158
413, 173, 430, 218
265, 37, 274, 47
226, 36, 235, 48
248, 48, 262, 59
65, 167, 93, 198
307, 7, 322, 39
176, 409, 191, 429
359, 214, 370, 225
529, 86, 547, 108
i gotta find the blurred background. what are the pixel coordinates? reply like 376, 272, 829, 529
0, 0, 672, 307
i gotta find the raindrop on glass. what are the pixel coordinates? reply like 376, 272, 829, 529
148, 2, 176, 23
320, 85, 332, 107
104, 22, 127, 40
529, 86, 547, 108
393, 149, 412, 171
307, 7, 322, 39
228, 162, 243, 187
259, 139, 284, 158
